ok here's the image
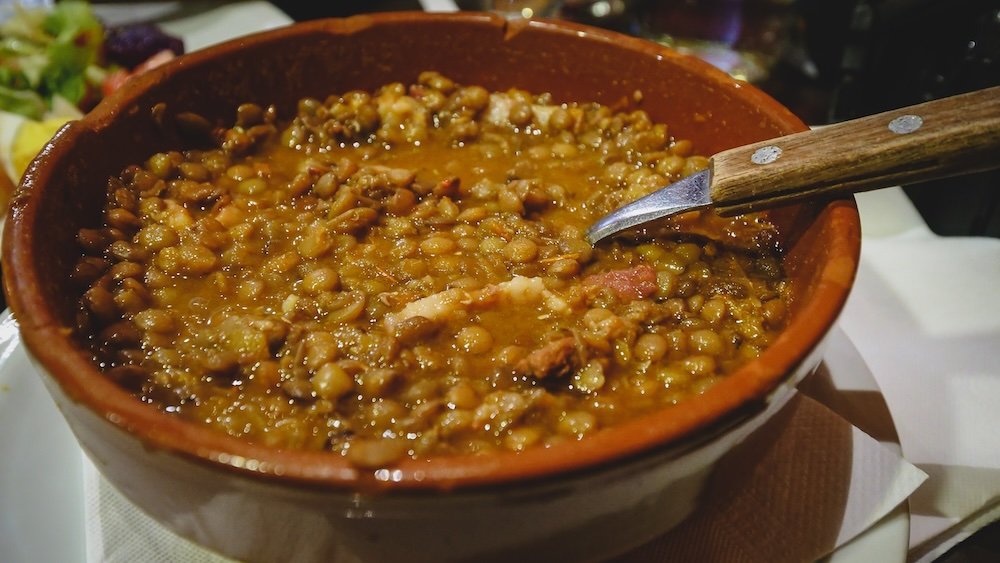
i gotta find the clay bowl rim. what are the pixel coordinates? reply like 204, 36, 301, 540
2, 12, 860, 493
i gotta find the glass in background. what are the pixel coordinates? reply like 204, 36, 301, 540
556, 1, 829, 123
559, 0, 640, 33
635, 0, 796, 83
456, 0, 562, 18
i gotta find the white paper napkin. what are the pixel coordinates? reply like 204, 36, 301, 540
841, 188, 1000, 562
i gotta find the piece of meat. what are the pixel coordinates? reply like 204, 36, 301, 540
660, 210, 779, 252
514, 337, 578, 379
385, 288, 464, 331
385, 276, 570, 330
470, 276, 570, 314
583, 264, 658, 301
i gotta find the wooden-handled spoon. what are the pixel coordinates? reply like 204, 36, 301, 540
587, 86, 1000, 245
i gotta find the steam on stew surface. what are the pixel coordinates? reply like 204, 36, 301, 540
75, 72, 790, 467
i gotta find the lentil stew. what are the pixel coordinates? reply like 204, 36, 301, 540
74, 72, 790, 467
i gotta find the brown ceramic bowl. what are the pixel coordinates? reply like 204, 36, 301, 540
3, 12, 860, 562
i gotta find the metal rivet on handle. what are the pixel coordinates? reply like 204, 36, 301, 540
888, 114, 923, 134
751, 145, 782, 165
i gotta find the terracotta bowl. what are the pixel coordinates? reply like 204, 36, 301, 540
2, 12, 860, 562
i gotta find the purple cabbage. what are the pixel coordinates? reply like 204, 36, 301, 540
104, 23, 184, 70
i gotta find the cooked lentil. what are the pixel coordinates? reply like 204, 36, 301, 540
75, 72, 790, 465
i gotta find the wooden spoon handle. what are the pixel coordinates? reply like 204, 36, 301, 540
709, 86, 1000, 215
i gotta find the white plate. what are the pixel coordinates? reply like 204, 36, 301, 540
0, 311, 86, 563
816, 325, 911, 563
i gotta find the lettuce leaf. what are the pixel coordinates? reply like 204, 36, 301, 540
0, 1, 103, 115
0, 84, 45, 119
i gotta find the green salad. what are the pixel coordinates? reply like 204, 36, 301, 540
0, 1, 105, 120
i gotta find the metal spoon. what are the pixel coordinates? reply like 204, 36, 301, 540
587, 86, 1000, 246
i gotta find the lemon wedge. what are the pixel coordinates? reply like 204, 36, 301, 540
11, 117, 73, 179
